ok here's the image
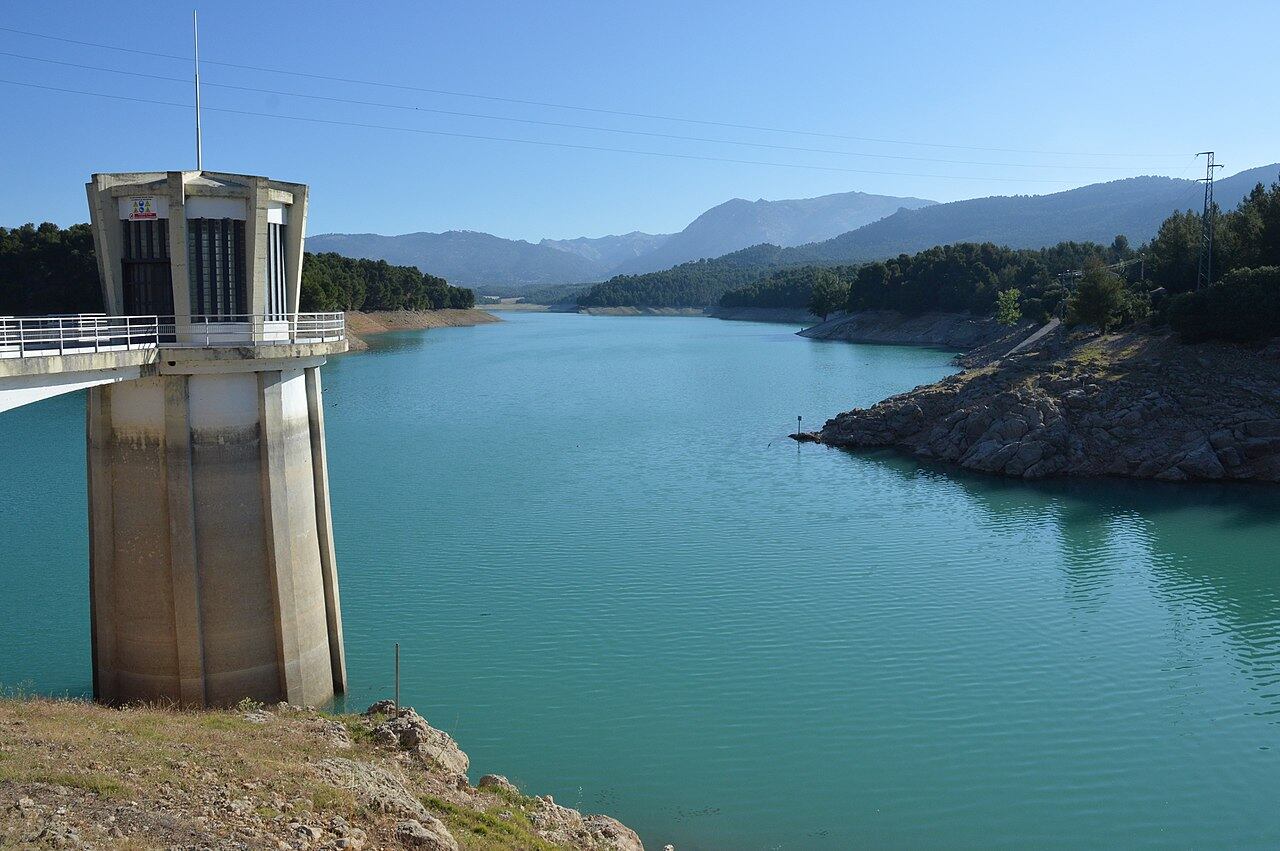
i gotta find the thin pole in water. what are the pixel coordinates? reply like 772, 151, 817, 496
394, 642, 400, 714
797, 415, 802, 435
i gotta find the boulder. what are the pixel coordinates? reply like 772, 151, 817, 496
478, 774, 520, 795
314, 758, 428, 820
395, 817, 458, 851
367, 707, 470, 776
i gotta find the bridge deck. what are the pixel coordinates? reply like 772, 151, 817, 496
0, 312, 346, 412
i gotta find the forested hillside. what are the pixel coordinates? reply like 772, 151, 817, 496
719, 240, 1135, 321
0, 224, 472, 315
1164, 180, 1280, 342
300, 252, 474, 311
0, 223, 102, 315
576, 244, 790, 307
575, 165, 1280, 309
719, 178, 1280, 345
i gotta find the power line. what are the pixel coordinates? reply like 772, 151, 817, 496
0, 50, 1159, 173
0, 77, 1088, 184
0, 23, 1187, 159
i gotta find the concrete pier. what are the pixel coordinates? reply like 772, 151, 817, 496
87, 359, 346, 707
77, 169, 348, 707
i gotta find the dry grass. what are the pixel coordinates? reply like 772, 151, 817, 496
0, 696, 589, 850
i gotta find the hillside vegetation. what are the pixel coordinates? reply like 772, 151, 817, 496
301, 252, 475, 312
720, 178, 1280, 345
0, 226, 473, 316
574, 166, 1280, 310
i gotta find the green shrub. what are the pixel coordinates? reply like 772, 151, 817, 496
1167, 266, 1280, 343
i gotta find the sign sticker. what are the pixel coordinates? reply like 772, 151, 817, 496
129, 197, 157, 220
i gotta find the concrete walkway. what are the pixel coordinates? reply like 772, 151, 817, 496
1004, 317, 1061, 357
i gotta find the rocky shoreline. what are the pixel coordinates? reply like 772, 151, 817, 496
800, 327, 1280, 482
0, 698, 647, 850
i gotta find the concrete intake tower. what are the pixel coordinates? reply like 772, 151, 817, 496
70, 170, 347, 707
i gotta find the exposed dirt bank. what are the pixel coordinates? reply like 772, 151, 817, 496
554, 306, 817, 323
576, 307, 706, 317
0, 697, 646, 850
799, 310, 1033, 351
484, 302, 553, 312
344, 310, 500, 351
707, 307, 817, 324
804, 328, 1280, 482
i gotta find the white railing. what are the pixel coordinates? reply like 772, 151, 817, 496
0, 312, 344, 359
0, 314, 166, 358
181, 313, 346, 347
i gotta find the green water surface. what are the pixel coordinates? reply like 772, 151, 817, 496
2, 312, 1278, 849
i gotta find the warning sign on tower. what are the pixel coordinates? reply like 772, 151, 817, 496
128, 197, 158, 220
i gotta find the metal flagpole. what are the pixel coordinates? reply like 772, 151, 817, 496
194, 10, 203, 172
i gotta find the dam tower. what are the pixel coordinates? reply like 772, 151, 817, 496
80, 170, 348, 707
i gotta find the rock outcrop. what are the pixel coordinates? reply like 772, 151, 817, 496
813, 330, 1280, 482
0, 698, 650, 850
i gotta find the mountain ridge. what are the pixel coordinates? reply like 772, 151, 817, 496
606, 189, 936, 275
306, 188, 935, 289
573, 164, 1280, 307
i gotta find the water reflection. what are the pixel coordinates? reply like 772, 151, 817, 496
840, 447, 1280, 711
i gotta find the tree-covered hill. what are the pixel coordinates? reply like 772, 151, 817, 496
719, 177, 1280, 345
575, 165, 1280, 309
0, 223, 102, 315
300, 252, 474, 312
575, 244, 791, 308
0, 225, 472, 316
719, 240, 1134, 321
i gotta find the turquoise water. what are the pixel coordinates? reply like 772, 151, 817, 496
2, 311, 1280, 848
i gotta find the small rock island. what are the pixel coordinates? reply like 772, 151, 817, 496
800, 328, 1280, 482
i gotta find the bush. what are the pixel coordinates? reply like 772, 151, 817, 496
995, 288, 1022, 325
1167, 266, 1280, 343
1066, 267, 1128, 331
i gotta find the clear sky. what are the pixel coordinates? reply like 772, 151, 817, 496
2, 0, 1277, 241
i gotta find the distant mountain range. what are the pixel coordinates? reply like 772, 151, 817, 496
574, 164, 1280, 308
307, 164, 1279, 299
306, 189, 935, 291
539, 231, 671, 269
605, 190, 935, 276
301, 230, 602, 290
784, 164, 1279, 267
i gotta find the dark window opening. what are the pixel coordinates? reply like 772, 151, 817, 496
121, 219, 174, 316
187, 218, 246, 319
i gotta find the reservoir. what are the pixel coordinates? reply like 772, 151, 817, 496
2, 311, 1278, 848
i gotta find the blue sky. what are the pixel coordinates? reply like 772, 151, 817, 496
2, 1, 1277, 240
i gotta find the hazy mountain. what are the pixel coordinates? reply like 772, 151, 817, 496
574, 164, 1280, 307
307, 188, 931, 288
609, 190, 936, 275
540, 231, 672, 268
305, 230, 604, 289
788, 165, 1280, 266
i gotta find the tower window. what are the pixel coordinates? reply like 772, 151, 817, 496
187, 218, 246, 318
121, 219, 173, 315
266, 222, 288, 319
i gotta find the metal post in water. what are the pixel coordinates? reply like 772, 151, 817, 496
394, 642, 400, 714
797, 415, 802, 436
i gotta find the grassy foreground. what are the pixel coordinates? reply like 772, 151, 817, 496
0, 697, 643, 850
